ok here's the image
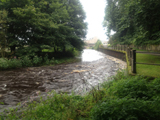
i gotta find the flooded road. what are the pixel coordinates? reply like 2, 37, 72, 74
0, 49, 126, 112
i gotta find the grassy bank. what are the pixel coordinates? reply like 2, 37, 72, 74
136, 53, 160, 77
0, 57, 80, 70
1, 71, 160, 120
0, 49, 81, 70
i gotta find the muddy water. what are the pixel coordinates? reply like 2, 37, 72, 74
0, 49, 126, 112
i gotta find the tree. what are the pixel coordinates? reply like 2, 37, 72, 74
0, 0, 87, 57
104, 0, 160, 45
94, 40, 102, 50
65, 0, 87, 51
0, 10, 8, 57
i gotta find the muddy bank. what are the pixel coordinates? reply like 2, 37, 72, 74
0, 49, 127, 113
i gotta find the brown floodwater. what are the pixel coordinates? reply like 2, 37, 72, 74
0, 49, 126, 113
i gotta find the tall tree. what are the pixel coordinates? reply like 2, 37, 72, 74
0, 9, 8, 57
0, 0, 87, 57
104, 0, 160, 45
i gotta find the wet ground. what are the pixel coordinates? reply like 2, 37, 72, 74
0, 49, 126, 112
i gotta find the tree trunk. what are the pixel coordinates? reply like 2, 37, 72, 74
10, 46, 16, 53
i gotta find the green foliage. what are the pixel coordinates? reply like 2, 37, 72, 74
0, 10, 8, 57
104, 0, 160, 45
5, 92, 89, 120
91, 75, 160, 120
21, 56, 33, 67
32, 56, 42, 66
15, 46, 40, 58
108, 76, 154, 100
0, 54, 79, 70
0, 58, 22, 70
8, 58, 22, 69
93, 40, 102, 50
0, 0, 87, 57
0, 58, 8, 70
91, 98, 160, 120
43, 54, 50, 65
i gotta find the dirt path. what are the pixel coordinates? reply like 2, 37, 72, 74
0, 50, 126, 112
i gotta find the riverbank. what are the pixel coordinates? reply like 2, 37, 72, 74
1, 71, 160, 120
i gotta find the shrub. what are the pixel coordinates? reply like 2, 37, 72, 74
106, 76, 160, 101
91, 98, 160, 120
32, 56, 42, 66
0, 58, 9, 70
93, 73, 160, 120
107, 76, 152, 100
8, 58, 22, 69
43, 54, 50, 65
149, 78, 160, 99
48, 57, 55, 64
21, 56, 33, 67
101, 70, 128, 91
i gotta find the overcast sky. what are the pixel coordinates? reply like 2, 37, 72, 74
79, 0, 107, 41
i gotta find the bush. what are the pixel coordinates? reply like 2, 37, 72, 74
8, 58, 22, 69
149, 78, 160, 96
107, 76, 160, 100
101, 70, 128, 91
91, 98, 160, 120
91, 74, 160, 120
0, 58, 9, 70
32, 56, 42, 66
0, 58, 22, 70
108, 76, 149, 99
21, 56, 33, 67
43, 54, 50, 65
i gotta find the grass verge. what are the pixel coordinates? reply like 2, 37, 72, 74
1, 71, 160, 120
136, 53, 160, 77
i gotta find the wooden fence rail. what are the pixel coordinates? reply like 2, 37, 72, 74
106, 44, 160, 52
101, 45, 160, 74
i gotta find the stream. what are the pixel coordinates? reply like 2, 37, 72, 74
0, 49, 126, 113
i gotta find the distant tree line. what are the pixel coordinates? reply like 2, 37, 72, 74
0, 0, 87, 58
103, 0, 160, 45
93, 40, 102, 50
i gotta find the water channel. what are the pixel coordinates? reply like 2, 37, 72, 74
0, 49, 126, 113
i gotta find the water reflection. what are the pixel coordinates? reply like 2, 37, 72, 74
82, 49, 104, 62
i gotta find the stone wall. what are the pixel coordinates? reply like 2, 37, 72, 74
99, 48, 126, 62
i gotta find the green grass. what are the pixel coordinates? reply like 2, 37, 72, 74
134, 48, 160, 53
1, 71, 160, 120
136, 53, 160, 77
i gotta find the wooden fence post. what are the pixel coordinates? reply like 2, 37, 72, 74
129, 48, 132, 66
132, 50, 136, 73
127, 47, 131, 65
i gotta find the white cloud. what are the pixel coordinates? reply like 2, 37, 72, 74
80, 0, 107, 41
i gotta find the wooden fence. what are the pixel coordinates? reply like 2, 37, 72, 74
130, 50, 160, 74
101, 45, 160, 74
106, 44, 160, 52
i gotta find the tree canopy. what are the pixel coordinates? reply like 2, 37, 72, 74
0, 0, 87, 57
0, 9, 8, 57
104, 0, 160, 45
